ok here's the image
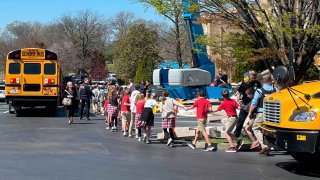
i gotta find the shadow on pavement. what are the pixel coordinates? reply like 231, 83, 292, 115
15, 107, 66, 118
276, 161, 320, 178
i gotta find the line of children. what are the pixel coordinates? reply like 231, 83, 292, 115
102, 86, 272, 153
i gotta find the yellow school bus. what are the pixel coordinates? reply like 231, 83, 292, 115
5, 48, 61, 114
262, 81, 320, 162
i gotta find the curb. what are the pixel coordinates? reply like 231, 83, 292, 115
196, 142, 253, 151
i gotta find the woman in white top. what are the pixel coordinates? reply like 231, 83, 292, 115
161, 91, 185, 147
140, 93, 158, 144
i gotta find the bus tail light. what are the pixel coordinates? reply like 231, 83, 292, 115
10, 78, 20, 84
45, 78, 55, 84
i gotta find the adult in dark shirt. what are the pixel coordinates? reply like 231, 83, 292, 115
79, 78, 94, 120
63, 81, 78, 124
234, 70, 261, 138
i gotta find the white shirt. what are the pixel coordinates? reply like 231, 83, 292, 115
130, 90, 140, 113
144, 99, 157, 108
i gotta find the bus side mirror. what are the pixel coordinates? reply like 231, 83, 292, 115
273, 66, 288, 85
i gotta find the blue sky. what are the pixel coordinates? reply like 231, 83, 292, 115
0, 0, 168, 29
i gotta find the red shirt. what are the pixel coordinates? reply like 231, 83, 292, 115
121, 95, 130, 112
104, 100, 108, 108
217, 98, 239, 117
136, 101, 145, 114
191, 97, 212, 119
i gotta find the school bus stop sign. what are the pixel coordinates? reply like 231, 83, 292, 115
21, 49, 45, 59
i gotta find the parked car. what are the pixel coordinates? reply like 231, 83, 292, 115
0, 82, 5, 101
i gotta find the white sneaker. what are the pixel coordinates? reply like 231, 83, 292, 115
123, 132, 127, 136
128, 134, 133, 138
167, 138, 173, 146
138, 137, 142, 141
101, 113, 104, 116
143, 134, 147, 142
145, 139, 150, 144
106, 126, 110, 130
135, 134, 139, 139
204, 145, 215, 152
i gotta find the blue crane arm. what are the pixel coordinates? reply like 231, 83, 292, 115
182, 0, 215, 82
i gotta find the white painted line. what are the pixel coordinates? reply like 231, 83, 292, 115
2, 111, 9, 114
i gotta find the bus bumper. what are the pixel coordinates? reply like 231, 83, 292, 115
6, 96, 58, 106
261, 124, 320, 153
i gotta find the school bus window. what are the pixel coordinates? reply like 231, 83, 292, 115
9, 63, 20, 74
24, 63, 41, 74
44, 63, 56, 75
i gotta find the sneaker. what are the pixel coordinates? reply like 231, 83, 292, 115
204, 145, 215, 152
143, 134, 147, 143
123, 132, 127, 136
138, 137, 142, 141
225, 147, 237, 153
145, 139, 151, 144
106, 126, 110, 130
135, 134, 139, 139
236, 139, 244, 150
167, 138, 173, 146
101, 113, 104, 116
128, 134, 133, 138
259, 147, 270, 155
250, 141, 260, 149
187, 143, 196, 150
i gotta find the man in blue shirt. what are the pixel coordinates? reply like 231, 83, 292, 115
248, 75, 277, 155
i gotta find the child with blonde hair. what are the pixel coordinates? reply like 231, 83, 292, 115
135, 93, 146, 141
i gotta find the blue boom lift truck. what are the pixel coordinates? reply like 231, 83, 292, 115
152, 0, 231, 100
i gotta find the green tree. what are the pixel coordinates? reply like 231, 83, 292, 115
134, 59, 154, 83
199, 0, 320, 84
113, 23, 161, 83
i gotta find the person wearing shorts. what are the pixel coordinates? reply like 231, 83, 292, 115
243, 88, 259, 149
121, 89, 131, 136
212, 90, 241, 153
185, 91, 215, 152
